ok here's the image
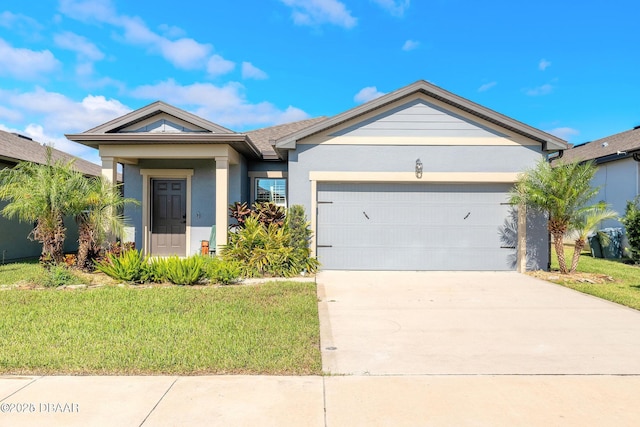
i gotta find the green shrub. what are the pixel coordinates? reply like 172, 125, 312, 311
94, 249, 149, 283
622, 196, 640, 263
287, 205, 312, 250
286, 204, 319, 274
38, 264, 83, 288
222, 212, 319, 278
203, 257, 242, 285
145, 257, 170, 283
253, 202, 286, 227
163, 255, 205, 286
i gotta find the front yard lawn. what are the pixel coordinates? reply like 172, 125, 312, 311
0, 282, 321, 375
536, 246, 640, 310
0, 259, 43, 286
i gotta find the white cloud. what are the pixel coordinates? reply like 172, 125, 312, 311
207, 55, 235, 76
58, 0, 118, 23
0, 38, 60, 80
371, 0, 410, 17
242, 62, 268, 80
525, 84, 553, 96
478, 81, 497, 92
1, 87, 131, 133
0, 11, 43, 30
60, 0, 217, 70
402, 39, 419, 51
280, 0, 357, 28
0, 105, 23, 122
158, 23, 186, 38
130, 79, 309, 128
156, 37, 211, 70
547, 127, 579, 141
354, 86, 386, 103
54, 31, 105, 61
539, 59, 551, 71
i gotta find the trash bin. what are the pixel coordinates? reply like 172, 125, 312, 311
588, 234, 603, 258
599, 227, 624, 259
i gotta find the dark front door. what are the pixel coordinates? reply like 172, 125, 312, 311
151, 179, 186, 256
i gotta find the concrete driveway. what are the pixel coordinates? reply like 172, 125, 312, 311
317, 270, 640, 375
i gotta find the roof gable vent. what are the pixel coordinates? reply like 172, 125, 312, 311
601, 142, 609, 147
634, 125, 640, 130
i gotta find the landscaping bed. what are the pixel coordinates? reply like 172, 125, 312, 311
529, 246, 640, 311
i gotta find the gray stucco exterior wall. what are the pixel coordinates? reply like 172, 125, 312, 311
591, 158, 639, 228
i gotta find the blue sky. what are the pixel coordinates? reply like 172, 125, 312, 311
1, 0, 639, 165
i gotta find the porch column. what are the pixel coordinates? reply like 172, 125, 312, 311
101, 156, 117, 183
517, 204, 527, 273
215, 156, 229, 254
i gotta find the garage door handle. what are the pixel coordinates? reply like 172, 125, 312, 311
501, 246, 516, 249
317, 245, 333, 248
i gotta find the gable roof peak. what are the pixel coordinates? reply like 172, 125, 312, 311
82, 100, 235, 135
276, 80, 568, 152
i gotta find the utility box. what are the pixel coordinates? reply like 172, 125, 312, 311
600, 228, 624, 259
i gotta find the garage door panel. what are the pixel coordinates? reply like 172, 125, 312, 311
319, 224, 506, 248
317, 182, 515, 271
320, 202, 507, 225
317, 247, 513, 271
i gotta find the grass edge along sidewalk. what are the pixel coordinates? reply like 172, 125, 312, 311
0, 281, 321, 375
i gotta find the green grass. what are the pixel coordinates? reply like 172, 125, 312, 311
0, 282, 321, 375
549, 246, 640, 310
0, 259, 42, 286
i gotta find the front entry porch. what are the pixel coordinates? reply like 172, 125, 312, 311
100, 145, 244, 257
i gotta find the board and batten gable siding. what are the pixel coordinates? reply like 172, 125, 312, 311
118, 113, 208, 133
287, 94, 550, 270
330, 98, 509, 138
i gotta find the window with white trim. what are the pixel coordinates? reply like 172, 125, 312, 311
255, 178, 287, 207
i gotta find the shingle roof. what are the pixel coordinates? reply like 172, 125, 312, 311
246, 117, 327, 159
559, 126, 640, 163
0, 130, 101, 176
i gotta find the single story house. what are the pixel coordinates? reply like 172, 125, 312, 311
67, 80, 568, 271
0, 130, 102, 262
557, 126, 640, 228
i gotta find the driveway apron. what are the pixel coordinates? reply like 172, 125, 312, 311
317, 270, 640, 375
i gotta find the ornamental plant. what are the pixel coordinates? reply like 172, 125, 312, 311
621, 196, 640, 263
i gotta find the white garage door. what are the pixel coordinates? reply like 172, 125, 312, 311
316, 182, 516, 271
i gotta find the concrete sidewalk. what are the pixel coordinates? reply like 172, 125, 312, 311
2, 375, 640, 426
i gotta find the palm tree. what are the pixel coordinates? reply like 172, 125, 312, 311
510, 159, 599, 274
568, 205, 618, 273
0, 148, 87, 264
74, 177, 135, 270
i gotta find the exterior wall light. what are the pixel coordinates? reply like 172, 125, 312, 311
415, 158, 423, 178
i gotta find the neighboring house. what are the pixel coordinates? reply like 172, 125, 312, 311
67, 80, 567, 271
0, 130, 102, 262
558, 126, 640, 228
